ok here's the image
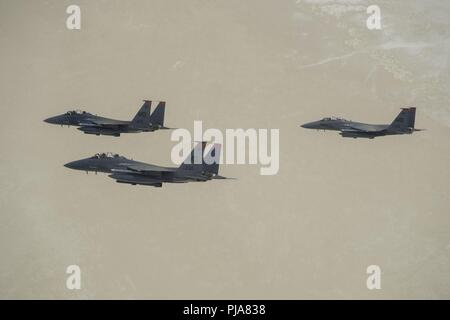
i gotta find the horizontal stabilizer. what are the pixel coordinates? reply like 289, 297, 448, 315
212, 175, 235, 180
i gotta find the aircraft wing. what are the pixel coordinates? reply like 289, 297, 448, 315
340, 127, 386, 139
79, 117, 129, 127
181, 174, 209, 181
341, 123, 387, 133
122, 163, 175, 174
340, 128, 373, 134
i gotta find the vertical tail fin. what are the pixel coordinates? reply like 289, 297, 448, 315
178, 142, 207, 172
389, 107, 416, 132
203, 143, 221, 175
130, 100, 152, 128
149, 101, 166, 127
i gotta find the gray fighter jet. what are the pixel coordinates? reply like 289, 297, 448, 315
301, 107, 423, 139
64, 143, 229, 187
44, 100, 170, 136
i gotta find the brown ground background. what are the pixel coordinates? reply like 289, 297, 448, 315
0, 0, 449, 299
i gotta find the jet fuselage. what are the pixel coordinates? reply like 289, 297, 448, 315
44, 101, 168, 136
301, 108, 419, 139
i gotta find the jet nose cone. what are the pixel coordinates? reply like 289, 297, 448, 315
64, 160, 82, 170
64, 161, 75, 169
44, 116, 59, 124
301, 122, 314, 129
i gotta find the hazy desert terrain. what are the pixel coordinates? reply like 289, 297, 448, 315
0, 0, 449, 299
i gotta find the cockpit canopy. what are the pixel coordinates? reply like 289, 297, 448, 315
321, 116, 347, 121
91, 152, 124, 159
66, 110, 87, 115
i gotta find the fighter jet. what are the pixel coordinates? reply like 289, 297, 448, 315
44, 100, 170, 136
301, 107, 423, 139
64, 143, 229, 187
